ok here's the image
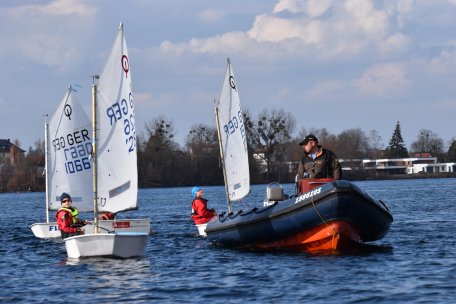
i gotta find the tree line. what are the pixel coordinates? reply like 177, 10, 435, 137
3, 109, 456, 192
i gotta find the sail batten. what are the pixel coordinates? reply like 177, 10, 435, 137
216, 58, 250, 203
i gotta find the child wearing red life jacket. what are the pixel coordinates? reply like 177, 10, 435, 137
191, 186, 217, 225
55, 192, 88, 239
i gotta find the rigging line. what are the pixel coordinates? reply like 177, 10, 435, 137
54, 88, 72, 137
310, 193, 338, 236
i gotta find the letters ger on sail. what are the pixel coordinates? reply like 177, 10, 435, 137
48, 88, 93, 211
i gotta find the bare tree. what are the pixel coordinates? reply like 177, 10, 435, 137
185, 124, 222, 185
185, 124, 218, 154
139, 115, 181, 187
366, 129, 384, 159
410, 129, 444, 157
244, 108, 295, 181
336, 128, 369, 159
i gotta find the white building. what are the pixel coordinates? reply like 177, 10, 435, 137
341, 157, 455, 175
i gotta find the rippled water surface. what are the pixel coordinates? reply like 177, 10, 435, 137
1, 178, 456, 303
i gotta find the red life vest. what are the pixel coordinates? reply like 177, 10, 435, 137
55, 206, 82, 238
57, 207, 79, 225
191, 198, 215, 224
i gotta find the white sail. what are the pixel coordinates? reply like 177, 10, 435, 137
31, 24, 149, 244
96, 23, 137, 213
63, 24, 147, 259
48, 87, 93, 211
216, 58, 250, 201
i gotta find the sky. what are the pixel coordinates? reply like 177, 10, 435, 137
1, 0, 456, 152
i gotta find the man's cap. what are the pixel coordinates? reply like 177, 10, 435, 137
191, 186, 202, 198
60, 192, 71, 202
299, 134, 319, 146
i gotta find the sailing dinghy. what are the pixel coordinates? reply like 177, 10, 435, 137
30, 87, 150, 239
195, 58, 250, 236
194, 59, 250, 236
64, 23, 147, 258
204, 59, 393, 252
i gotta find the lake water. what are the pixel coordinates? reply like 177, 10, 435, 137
1, 178, 455, 303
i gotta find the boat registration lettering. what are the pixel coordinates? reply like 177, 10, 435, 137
222, 110, 247, 151
51, 129, 92, 175
113, 221, 131, 228
49, 225, 59, 231
106, 97, 130, 126
106, 92, 136, 154
294, 187, 321, 204
52, 129, 90, 151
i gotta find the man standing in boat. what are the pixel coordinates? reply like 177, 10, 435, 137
56, 192, 88, 239
297, 135, 342, 180
191, 187, 217, 225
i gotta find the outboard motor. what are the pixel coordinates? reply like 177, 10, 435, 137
264, 182, 285, 207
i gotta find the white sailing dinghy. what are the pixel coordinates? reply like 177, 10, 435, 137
195, 58, 250, 236
30, 88, 150, 239
64, 23, 147, 258
30, 86, 92, 238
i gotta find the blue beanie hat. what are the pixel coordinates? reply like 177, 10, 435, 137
60, 192, 71, 202
191, 186, 201, 198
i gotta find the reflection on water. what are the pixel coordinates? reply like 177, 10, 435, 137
61, 256, 156, 302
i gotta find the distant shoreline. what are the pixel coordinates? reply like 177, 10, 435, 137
1, 173, 455, 193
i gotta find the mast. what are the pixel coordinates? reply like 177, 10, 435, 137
44, 114, 49, 223
91, 75, 99, 234
215, 103, 232, 213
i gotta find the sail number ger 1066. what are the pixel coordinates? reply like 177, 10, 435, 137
52, 129, 92, 175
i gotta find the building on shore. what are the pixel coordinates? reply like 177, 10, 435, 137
0, 139, 25, 165
0, 139, 26, 192
340, 157, 455, 175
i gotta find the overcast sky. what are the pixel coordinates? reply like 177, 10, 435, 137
1, 0, 455, 152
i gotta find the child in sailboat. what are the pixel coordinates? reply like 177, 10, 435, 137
191, 187, 217, 225
56, 192, 88, 239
